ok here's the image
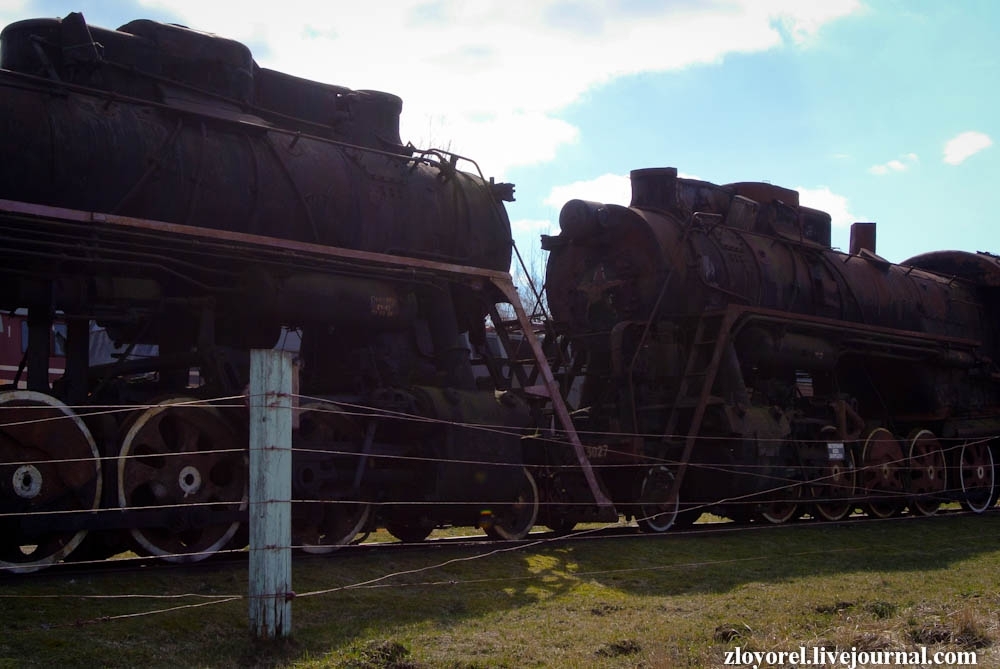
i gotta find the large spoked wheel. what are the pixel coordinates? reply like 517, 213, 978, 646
117, 398, 247, 563
861, 428, 905, 518
812, 444, 857, 522
292, 402, 371, 553
0, 391, 102, 573
907, 429, 947, 516
484, 468, 539, 540
636, 465, 680, 533
958, 440, 996, 514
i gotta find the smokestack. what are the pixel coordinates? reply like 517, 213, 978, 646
849, 222, 876, 255
630, 167, 678, 210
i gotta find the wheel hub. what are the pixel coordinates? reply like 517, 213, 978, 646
12, 465, 42, 499
178, 466, 202, 497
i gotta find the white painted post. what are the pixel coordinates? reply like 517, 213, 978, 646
248, 349, 293, 639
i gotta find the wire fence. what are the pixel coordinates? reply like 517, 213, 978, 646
1, 389, 998, 629
1, 392, 995, 516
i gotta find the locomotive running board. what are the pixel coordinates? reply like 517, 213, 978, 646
0, 198, 617, 517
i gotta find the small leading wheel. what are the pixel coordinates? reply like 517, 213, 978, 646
860, 428, 905, 518
636, 465, 680, 533
292, 403, 372, 553
907, 429, 947, 516
757, 489, 802, 525
117, 398, 247, 563
484, 468, 539, 540
296, 502, 371, 553
958, 440, 996, 514
385, 517, 435, 543
544, 518, 578, 534
0, 391, 102, 573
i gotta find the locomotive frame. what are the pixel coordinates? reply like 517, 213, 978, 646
0, 196, 618, 572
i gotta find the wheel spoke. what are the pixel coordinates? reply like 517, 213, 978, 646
173, 417, 203, 454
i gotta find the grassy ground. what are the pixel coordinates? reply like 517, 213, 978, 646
1, 513, 999, 668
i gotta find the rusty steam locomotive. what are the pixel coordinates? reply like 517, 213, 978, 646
1, 13, 997, 573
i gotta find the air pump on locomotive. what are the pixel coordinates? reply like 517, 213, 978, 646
0, 13, 997, 574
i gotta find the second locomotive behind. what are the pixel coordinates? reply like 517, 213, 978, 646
544, 167, 1000, 525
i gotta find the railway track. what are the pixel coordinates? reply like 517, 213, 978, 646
4, 505, 993, 582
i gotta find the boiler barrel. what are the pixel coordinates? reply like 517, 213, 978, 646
0, 77, 511, 271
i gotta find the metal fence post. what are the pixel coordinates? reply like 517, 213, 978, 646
249, 349, 293, 639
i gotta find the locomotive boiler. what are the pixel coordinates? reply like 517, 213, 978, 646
544, 167, 1000, 527
0, 12, 552, 573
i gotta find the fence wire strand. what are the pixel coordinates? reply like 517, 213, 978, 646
1, 387, 999, 629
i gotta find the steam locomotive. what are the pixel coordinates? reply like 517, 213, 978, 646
544, 169, 1000, 526
1, 13, 996, 573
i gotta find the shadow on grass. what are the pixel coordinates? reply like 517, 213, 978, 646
286, 512, 1000, 660
1, 511, 999, 667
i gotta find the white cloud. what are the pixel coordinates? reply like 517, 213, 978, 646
0, 1, 29, 30
417, 112, 579, 177
511, 218, 557, 235
943, 131, 993, 165
543, 173, 633, 209
129, 0, 860, 177
773, 0, 868, 44
542, 170, 705, 211
796, 186, 858, 229
868, 152, 918, 175
539, 174, 855, 234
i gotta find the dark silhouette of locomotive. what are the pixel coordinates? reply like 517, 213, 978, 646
1, 14, 997, 573
0, 13, 541, 572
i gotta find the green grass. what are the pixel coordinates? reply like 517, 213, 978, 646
2, 513, 999, 668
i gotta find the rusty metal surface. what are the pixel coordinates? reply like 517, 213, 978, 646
544, 164, 1000, 524
0, 197, 613, 516
491, 278, 616, 515
0, 198, 512, 282
0, 13, 513, 272
546, 168, 986, 344
903, 249, 1000, 287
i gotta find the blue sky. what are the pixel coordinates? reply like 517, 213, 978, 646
2, 0, 996, 269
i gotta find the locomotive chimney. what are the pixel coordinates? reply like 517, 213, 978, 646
849, 222, 877, 255
630, 167, 678, 211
